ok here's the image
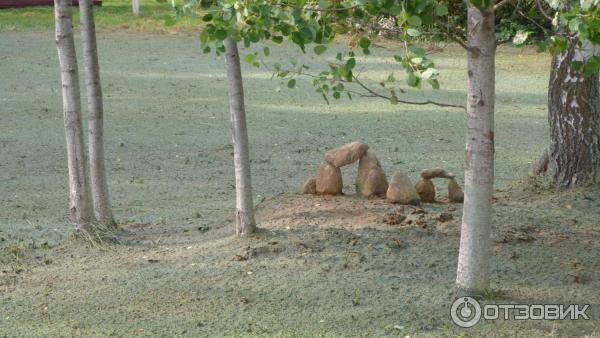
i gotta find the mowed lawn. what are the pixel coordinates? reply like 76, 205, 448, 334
0, 7, 579, 336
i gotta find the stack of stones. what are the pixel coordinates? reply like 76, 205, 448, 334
414, 168, 464, 203
302, 140, 464, 205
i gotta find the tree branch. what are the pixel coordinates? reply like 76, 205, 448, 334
517, 8, 549, 36
351, 75, 466, 110
437, 21, 470, 51
535, 0, 553, 21
494, 0, 511, 10
261, 61, 465, 110
280, 2, 358, 12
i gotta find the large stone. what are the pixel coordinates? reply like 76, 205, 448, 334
356, 152, 388, 197
316, 161, 343, 195
421, 168, 456, 180
302, 178, 317, 194
324, 139, 368, 168
386, 172, 420, 205
415, 178, 435, 203
448, 178, 464, 203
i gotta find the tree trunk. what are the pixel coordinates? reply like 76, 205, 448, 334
132, 0, 139, 16
456, 4, 496, 294
79, 0, 114, 224
54, 0, 95, 230
223, 37, 256, 236
548, 38, 600, 187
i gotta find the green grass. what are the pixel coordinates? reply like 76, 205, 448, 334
0, 0, 203, 32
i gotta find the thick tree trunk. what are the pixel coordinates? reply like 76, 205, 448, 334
548, 39, 600, 187
54, 0, 95, 230
223, 37, 256, 236
456, 5, 496, 294
132, 0, 139, 16
80, 0, 114, 224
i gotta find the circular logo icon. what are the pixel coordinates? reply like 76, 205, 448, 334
451, 297, 482, 328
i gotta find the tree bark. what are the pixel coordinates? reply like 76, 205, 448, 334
223, 37, 256, 236
54, 0, 95, 230
80, 0, 114, 224
548, 38, 600, 187
456, 4, 496, 294
132, 0, 139, 16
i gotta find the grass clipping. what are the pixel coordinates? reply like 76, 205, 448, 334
69, 221, 125, 250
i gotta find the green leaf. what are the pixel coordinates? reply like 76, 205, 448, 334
263, 47, 270, 57
435, 4, 448, 16
359, 37, 371, 50
407, 16, 422, 27
287, 79, 296, 88
202, 13, 213, 22
513, 30, 530, 46
314, 45, 328, 55
407, 29, 421, 37
346, 58, 356, 70
428, 78, 440, 89
409, 44, 427, 57
244, 53, 255, 63
411, 57, 423, 64
583, 56, 600, 77
407, 71, 419, 87
319, 0, 330, 9
568, 18, 581, 33
214, 29, 228, 41
421, 68, 439, 80
199, 30, 209, 44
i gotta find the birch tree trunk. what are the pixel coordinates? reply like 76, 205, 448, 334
456, 4, 496, 294
548, 39, 600, 187
80, 0, 114, 224
223, 37, 256, 236
132, 0, 140, 16
54, 0, 95, 230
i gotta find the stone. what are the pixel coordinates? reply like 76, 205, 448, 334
420, 167, 456, 180
448, 178, 464, 203
316, 161, 343, 195
302, 178, 317, 194
356, 152, 388, 197
415, 178, 435, 203
324, 139, 368, 168
386, 172, 420, 205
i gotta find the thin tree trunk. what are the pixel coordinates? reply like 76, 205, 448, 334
80, 0, 114, 224
132, 0, 139, 16
456, 4, 496, 294
54, 0, 95, 230
223, 37, 256, 236
548, 39, 600, 187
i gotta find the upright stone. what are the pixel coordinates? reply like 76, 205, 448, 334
448, 178, 464, 203
302, 178, 317, 194
356, 151, 388, 197
415, 178, 435, 203
316, 161, 343, 195
386, 172, 420, 205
